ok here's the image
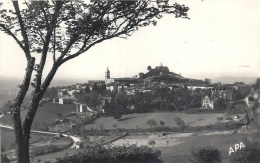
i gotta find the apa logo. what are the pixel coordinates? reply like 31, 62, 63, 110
229, 142, 246, 155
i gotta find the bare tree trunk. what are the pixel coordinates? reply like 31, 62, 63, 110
23, 129, 31, 163
12, 111, 24, 162
11, 58, 35, 163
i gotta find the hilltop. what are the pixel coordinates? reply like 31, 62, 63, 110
139, 65, 196, 84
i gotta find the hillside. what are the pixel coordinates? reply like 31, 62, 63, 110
140, 65, 188, 83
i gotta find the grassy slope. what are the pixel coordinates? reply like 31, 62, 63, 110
85, 112, 224, 130
0, 103, 75, 130
1, 128, 51, 152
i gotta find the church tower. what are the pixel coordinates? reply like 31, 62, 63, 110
105, 67, 110, 79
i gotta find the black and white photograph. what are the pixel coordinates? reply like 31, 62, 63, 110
0, 0, 259, 162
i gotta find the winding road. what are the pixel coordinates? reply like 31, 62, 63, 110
0, 115, 82, 148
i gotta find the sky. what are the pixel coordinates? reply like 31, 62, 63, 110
0, 0, 260, 83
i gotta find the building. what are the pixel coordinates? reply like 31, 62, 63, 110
202, 95, 214, 109
75, 103, 94, 113
105, 67, 138, 85
58, 89, 68, 97
187, 85, 213, 90
59, 97, 73, 104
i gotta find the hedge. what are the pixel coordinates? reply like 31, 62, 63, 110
56, 144, 162, 163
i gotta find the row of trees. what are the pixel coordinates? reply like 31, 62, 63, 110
103, 88, 209, 116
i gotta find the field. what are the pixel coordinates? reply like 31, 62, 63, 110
0, 128, 51, 152
110, 131, 248, 163
158, 132, 248, 163
0, 103, 76, 130
85, 112, 225, 130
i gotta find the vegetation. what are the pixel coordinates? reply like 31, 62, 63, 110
191, 146, 221, 163
148, 140, 156, 146
174, 117, 185, 127
159, 120, 165, 126
0, 0, 189, 162
56, 144, 162, 163
146, 119, 158, 128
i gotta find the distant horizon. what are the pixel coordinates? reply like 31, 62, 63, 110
0, 73, 259, 86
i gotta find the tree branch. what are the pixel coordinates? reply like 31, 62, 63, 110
35, 1, 64, 91
0, 24, 25, 52
12, 1, 31, 60
60, 30, 126, 64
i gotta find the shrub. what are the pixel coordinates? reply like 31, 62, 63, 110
56, 144, 162, 163
148, 140, 156, 146
113, 114, 122, 120
191, 146, 221, 163
216, 117, 224, 121
229, 140, 260, 163
225, 116, 233, 121
1, 155, 10, 163
174, 117, 185, 127
146, 119, 158, 128
159, 120, 165, 126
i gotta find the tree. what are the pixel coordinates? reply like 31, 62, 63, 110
191, 146, 221, 163
159, 120, 165, 127
112, 123, 117, 129
139, 72, 144, 78
174, 117, 185, 127
99, 123, 105, 130
148, 140, 156, 146
113, 113, 122, 120
204, 78, 211, 84
0, 1, 189, 162
104, 99, 110, 115
92, 83, 99, 91
146, 119, 158, 128
147, 65, 152, 71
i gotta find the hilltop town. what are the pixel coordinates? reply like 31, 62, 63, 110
35, 64, 251, 133
1, 66, 259, 162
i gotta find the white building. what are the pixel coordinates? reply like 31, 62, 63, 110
202, 95, 214, 109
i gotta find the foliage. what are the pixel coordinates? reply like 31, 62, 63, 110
174, 117, 185, 127
147, 66, 152, 71
56, 144, 162, 163
229, 140, 260, 163
148, 140, 156, 146
99, 123, 105, 130
191, 146, 221, 163
112, 123, 118, 129
1, 155, 10, 163
113, 114, 122, 120
146, 119, 158, 128
159, 120, 165, 126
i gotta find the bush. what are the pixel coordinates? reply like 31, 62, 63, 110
148, 140, 156, 146
225, 116, 233, 121
174, 117, 185, 127
1, 155, 10, 163
191, 146, 221, 163
113, 114, 122, 120
146, 119, 158, 128
216, 117, 224, 121
229, 140, 260, 163
56, 144, 162, 163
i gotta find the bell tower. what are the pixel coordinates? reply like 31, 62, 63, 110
105, 67, 110, 79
